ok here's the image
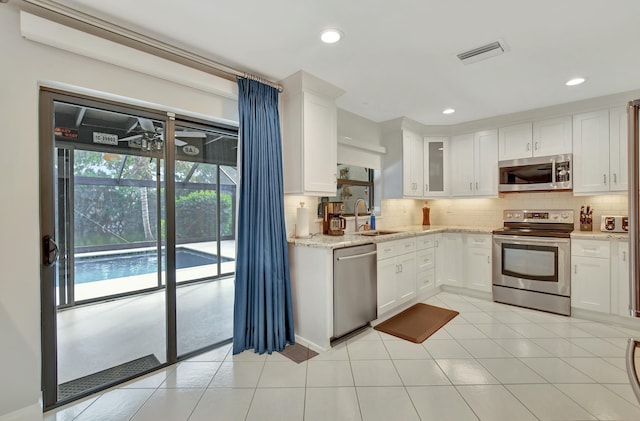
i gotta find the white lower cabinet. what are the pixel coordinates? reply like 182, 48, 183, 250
612, 241, 630, 317
464, 234, 492, 292
416, 237, 436, 296
440, 233, 463, 287
377, 256, 400, 314
433, 234, 445, 286
376, 238, 416, 315
571, 239, 611, 313
397, 253, 417, 303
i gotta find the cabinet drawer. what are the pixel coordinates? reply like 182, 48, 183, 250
571, 239, 610, 258
416, 234, 435, 250
417, 269, 435, 290
466, 234, 492, 249
415, 248, 435, 272
376, 238, 416, 260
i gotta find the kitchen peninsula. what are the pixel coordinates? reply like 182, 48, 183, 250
287, 225, 496, 350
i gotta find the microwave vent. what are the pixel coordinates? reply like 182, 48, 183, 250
457, 41, 505, 64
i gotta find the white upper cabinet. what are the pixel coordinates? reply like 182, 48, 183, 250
574, 106, 628, 194
281, 71, 344, 196
499, 117, 571, 161
402, 129, 424, 197
532, 116, 572, 156
451, 130, 498, 197
451, 133, 475, 196
383, 128, 449, 199
572, 109, 611, 194
609, 106, 628, 192
475, 130, 499, 196
498, 122, 533, 161
423, 137, 449, 197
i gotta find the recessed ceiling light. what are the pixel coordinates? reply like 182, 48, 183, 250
321, 29, 342, 44
566, 77, 586, 86
442, 108, 456, 115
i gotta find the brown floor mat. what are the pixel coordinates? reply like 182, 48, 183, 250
279, 343, 318, 363
374, 303, 459, 343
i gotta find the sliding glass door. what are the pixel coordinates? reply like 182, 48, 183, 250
174, 123, 237, 356
40, 89, 237, 409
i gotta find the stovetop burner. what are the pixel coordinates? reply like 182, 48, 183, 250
493, 209, 575, 238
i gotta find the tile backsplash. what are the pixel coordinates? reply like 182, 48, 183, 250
284, 192, 628, 237
425, 192, 628, 229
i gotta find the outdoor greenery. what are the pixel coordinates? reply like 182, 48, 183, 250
72, 150, 235, 249
175, 190, 234, 240
74, 185, 158, 247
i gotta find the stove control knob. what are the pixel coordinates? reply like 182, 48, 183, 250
561, 212, 569, 219
506, 212, 513, 219
552, 214, 559, 220
515, 213, 522, 219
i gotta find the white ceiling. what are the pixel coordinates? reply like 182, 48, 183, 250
53, 0, 640, 125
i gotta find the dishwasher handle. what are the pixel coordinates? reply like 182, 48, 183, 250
336, 250, 377, 261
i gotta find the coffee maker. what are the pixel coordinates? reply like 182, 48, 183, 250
322, 202, 346, 236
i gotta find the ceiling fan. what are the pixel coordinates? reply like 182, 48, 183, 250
117, 118, 206, 150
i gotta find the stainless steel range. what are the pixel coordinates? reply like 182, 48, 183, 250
492, 209, 574, 316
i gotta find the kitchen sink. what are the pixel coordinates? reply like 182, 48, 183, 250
356, 230, 401, 236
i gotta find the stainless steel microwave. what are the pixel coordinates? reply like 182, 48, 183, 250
498, 154, 572, 192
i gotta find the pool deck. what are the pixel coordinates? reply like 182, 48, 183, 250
64, 240, 236, 303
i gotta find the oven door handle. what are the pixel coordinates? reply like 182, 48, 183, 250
493, 234, 570, 244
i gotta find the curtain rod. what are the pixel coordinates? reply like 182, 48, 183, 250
18, 0, 284, 92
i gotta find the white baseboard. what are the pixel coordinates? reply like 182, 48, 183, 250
571, 307, 640, 331
440, 285, 492, 301
293, 335, 326, 353
0, 403, 41, 421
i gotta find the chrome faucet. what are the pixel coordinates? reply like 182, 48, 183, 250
354, 198, 366, 232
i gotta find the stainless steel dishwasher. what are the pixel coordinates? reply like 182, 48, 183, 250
333, 243, 377, 339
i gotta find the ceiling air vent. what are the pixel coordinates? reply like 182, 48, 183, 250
457, 41, 505, 65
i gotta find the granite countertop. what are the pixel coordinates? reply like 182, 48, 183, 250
570, 231, 629, 240
288, 225, 498, 249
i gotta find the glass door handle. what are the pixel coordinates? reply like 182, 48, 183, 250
43, 235, 59, 267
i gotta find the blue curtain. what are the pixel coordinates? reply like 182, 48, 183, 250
232, 78, 295, 354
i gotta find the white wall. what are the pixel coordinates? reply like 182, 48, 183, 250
0, 5, 238, 417
338, 109, 382, 146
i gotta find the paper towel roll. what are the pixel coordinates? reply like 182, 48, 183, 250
296, 206, 310, 238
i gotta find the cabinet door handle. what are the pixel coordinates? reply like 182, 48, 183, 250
469, 182, 473, 191
623, 251, 627, 262
399, 264, 403, 273
487, 256, 490, 264
425, 183, 429, 192
574, 264, 577, 274
535, 141, 539, 150
603, 174, 607, 185
395, 264, 400, 274
475, 182, 479, 191
613, 173, 617, 184
527, 142, 531, 151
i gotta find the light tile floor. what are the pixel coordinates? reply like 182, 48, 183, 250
44, 292, 640, 421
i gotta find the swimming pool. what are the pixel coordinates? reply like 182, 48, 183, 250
73, 248, 232, 284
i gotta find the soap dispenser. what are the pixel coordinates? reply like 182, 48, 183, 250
422, 201, 430, 226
